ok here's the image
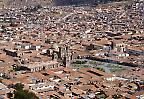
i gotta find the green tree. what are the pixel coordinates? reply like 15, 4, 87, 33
112, 94, 123, 99
14, 83, 39, 99
14, 83, 24, 91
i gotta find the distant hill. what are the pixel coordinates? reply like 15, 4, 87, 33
0, 0, 127, 8
0, 0, 52, 8
53, 0, 124, 6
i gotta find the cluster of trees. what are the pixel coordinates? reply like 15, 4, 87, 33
14, 83, 39, 99
96, 67, 105, 72
23, 4, 42, 12
72, 60, 87, 64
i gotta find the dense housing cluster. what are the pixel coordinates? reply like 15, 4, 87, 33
0, 0, 144, 99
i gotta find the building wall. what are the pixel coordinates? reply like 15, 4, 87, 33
126, 49, 144, 55
3, 49, 17, 57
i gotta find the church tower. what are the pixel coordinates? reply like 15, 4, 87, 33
63, 45, 71, 67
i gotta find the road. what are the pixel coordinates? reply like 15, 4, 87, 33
55, 13, 74, 23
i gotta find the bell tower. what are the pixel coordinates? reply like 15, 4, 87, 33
63, 45, 71, 67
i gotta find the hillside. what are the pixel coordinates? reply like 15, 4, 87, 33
0, 0, 129, 8
0, 0, 52, 8
53, 0, 124, 6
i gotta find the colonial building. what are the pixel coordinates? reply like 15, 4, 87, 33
23, 61, 60, 72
